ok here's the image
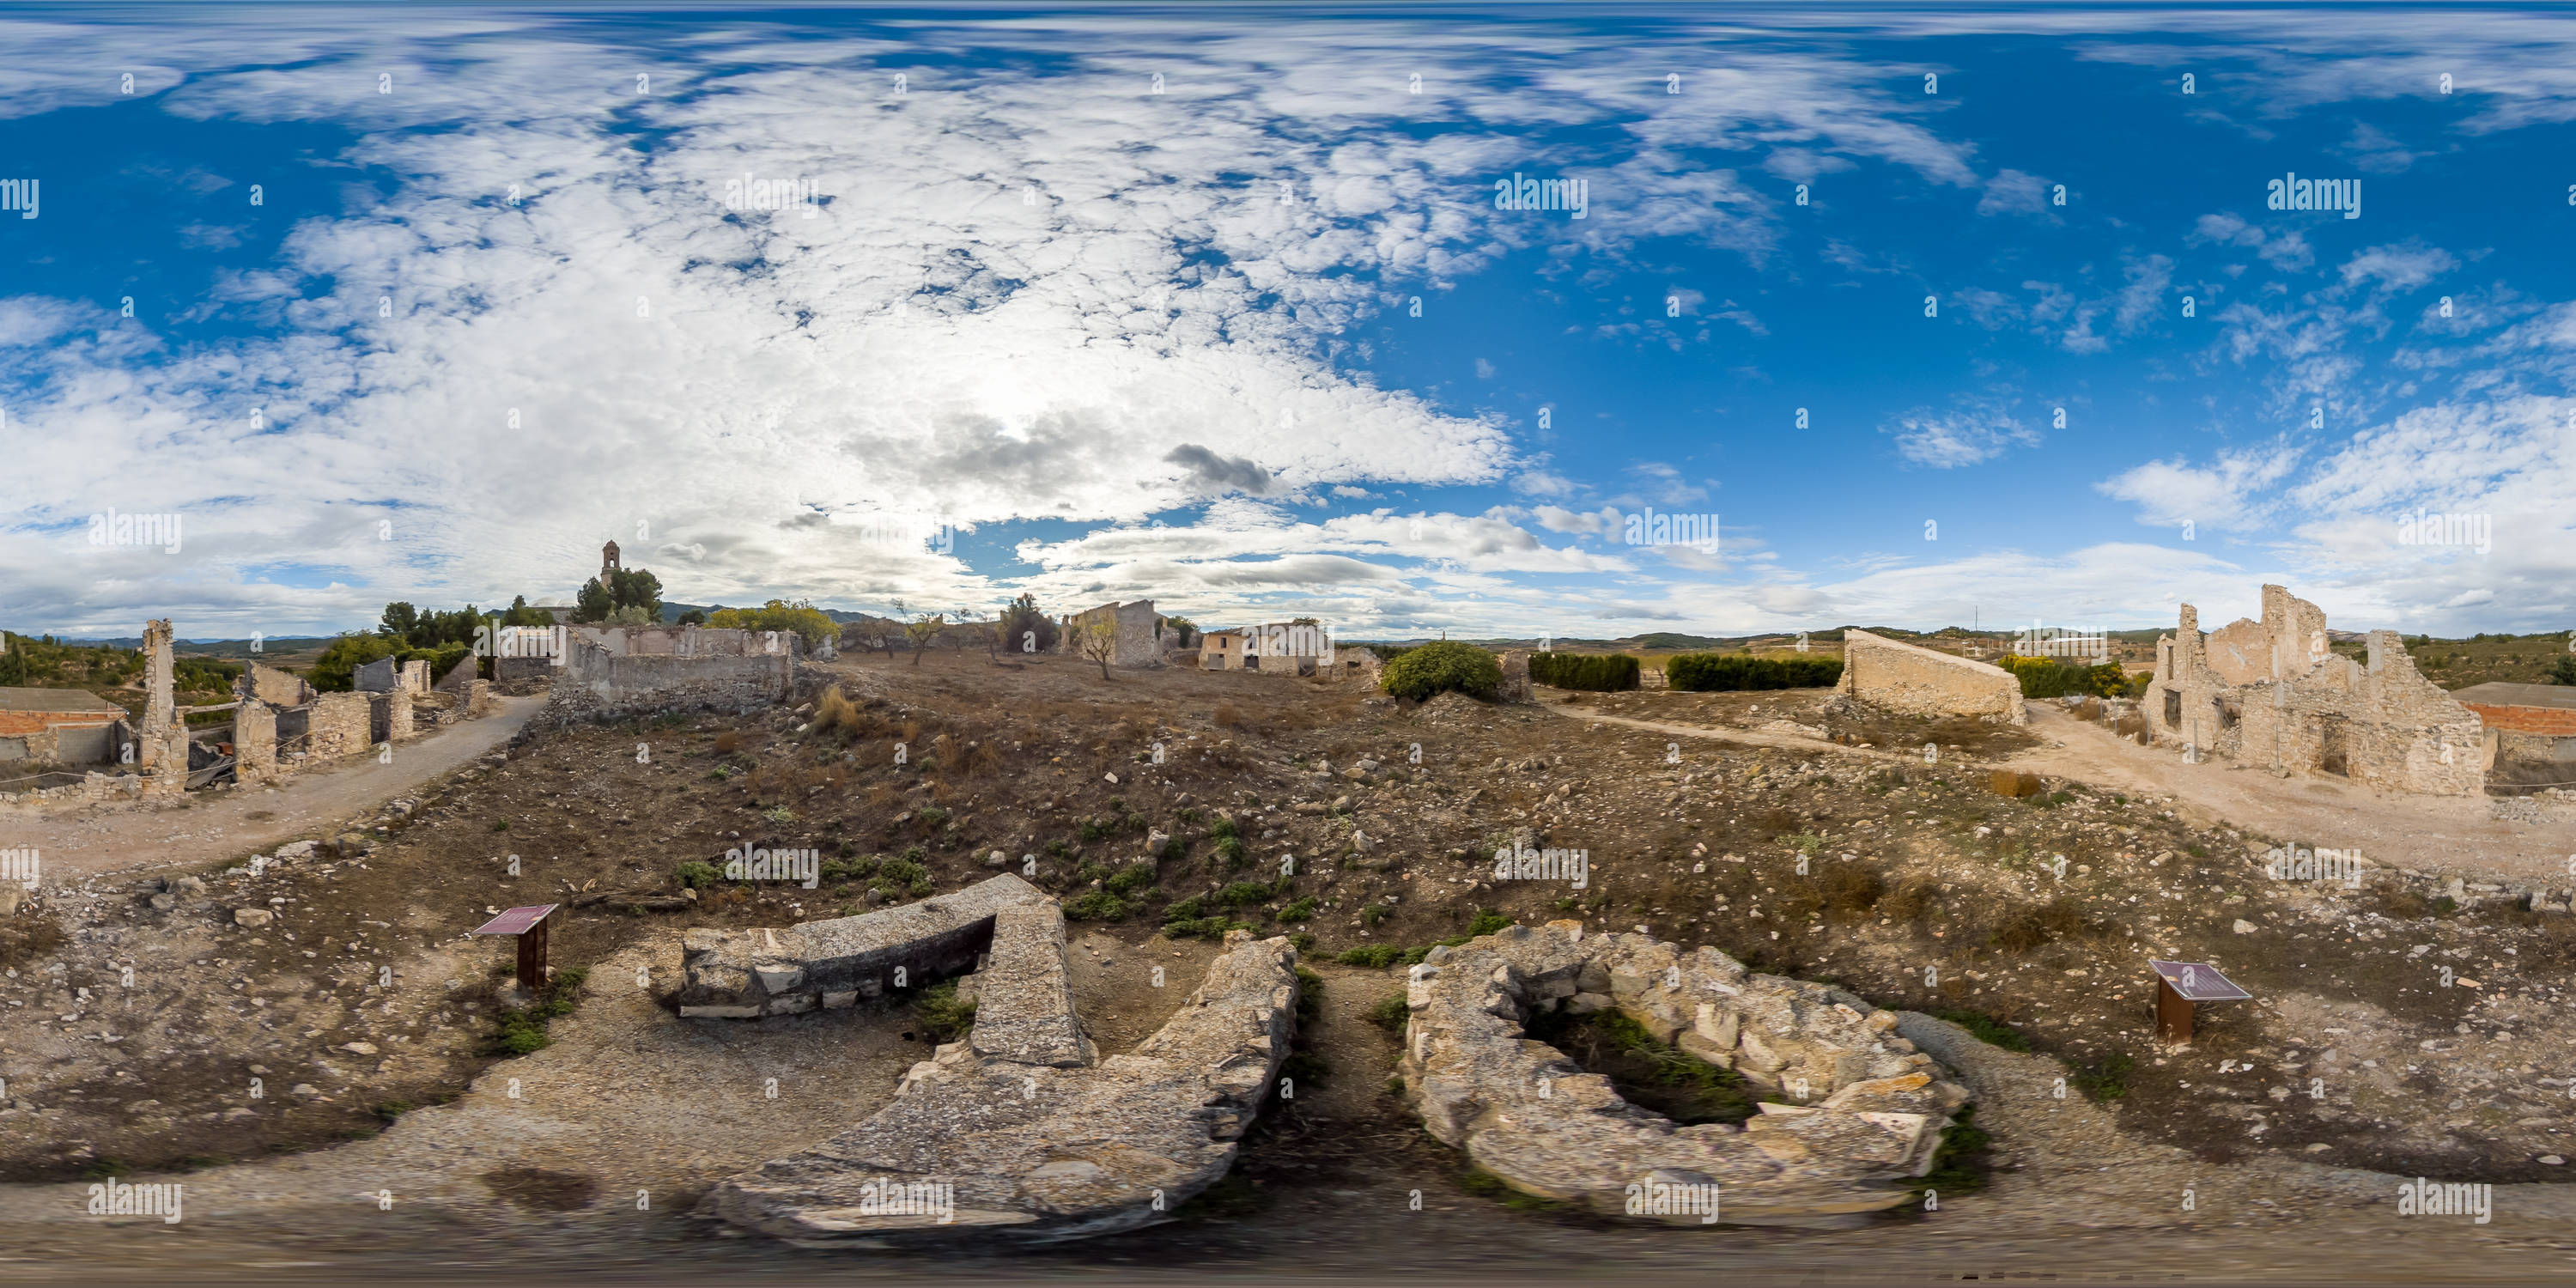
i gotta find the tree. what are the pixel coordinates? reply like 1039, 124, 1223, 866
0, 633, 25, 686
309, 633, 405, 692
905, 612, 945, 665
1074, 617, 1119, 681
998, 592, 1059, 656
501, 595, 554, 628
677, 609, 708, 626
1379, 641, 1501, 702
1163, 615, 1200, 649
573, 579, 615, 623
707, 600, 835, 651
2550, 654, 2576, 686
379, 602, 421, 642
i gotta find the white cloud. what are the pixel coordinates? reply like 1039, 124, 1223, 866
1890, 405, 2039, 469
2095, 443, 2300, 531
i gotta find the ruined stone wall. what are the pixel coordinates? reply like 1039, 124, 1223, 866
434, 657, 479, 696
544, 641, 790, 726
491, 656, 556, 696
398, 660, 431, 695
354, 657, 400, 692
387, 687, 415, 741
1061, 601, 1162, 668
1836, 629, 2025, 723
2146, 586, 2483, 795
245, 663, 316, 707
309, 692, 373, 762
234, 702, 276, 784
1498, 649, 1533, 702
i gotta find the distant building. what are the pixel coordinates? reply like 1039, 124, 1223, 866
0, 686, 131, 766
1060, 600, 1164, 668
1200, 623, 1334, 676
2452, 682, 2576, 791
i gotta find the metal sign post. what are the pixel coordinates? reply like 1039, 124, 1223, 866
2148, 958, 2252, 1042
471, 903, 561, 992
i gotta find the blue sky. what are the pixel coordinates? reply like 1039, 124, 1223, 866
3, 5, 2572, 641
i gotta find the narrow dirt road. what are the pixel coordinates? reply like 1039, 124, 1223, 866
3, 696, 544, 882
1546, 696, 2576, 884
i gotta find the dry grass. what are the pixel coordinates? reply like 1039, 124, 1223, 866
812, 685, 863, 737
712, 730, 743, 754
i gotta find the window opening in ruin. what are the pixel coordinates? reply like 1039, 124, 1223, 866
2216, 697, 2240, 731
2163, 690, 2182, 728
2318, 716, 2349, 777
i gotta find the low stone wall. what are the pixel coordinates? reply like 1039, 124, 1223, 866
677, 873, 1049, 1017
1400, 921, 1968, 1227
309, 692, 373, 762
699, 914, 1298, 1247
542, 642, 791, 728
1836, 629, 2025, 724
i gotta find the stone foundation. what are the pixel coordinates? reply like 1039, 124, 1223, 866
1400, 921, 1967, 1227
694, 888, 1300, 1247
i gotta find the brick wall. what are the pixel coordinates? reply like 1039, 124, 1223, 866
2464, 702, 2576, 735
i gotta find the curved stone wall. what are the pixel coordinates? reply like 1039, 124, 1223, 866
1399, 920, 1968, 1227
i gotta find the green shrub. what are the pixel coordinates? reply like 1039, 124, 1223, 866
1380, 641, 1503, 702
1528, 651, 1641, 692
1336, 944, 1403, 968
1278, 896, 1319, 922
1366, 991, 1411, 1033
1216, 880, 1273, 907
1104, 865, 1157, 896
1162, 916, 1254, 940
912, 981, 976, 1042
1997, 655, 2129, 699
1163, 895, 1205, 921
1065, 890, 1128, 920
1664, 653, 1844, 691
672, 860, 722, 890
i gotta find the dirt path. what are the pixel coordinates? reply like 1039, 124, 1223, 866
1546, 697, 2576, 885
5, 696, 544, 882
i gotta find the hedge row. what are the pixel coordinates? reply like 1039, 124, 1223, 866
1663, 653, 1844, 691
1998, 654, 2135, 699
1528, 651, 1641, 692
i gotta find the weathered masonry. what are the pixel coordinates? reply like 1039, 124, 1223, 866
2451, 682, 2576, 793
684, 875, 1301, 1245
2142, 584, 2484, 795
1836, 629, 2026, 723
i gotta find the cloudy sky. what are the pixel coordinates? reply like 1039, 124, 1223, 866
3, 6, 2571, 641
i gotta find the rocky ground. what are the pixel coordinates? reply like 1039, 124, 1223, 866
4, 650, 2575, 1278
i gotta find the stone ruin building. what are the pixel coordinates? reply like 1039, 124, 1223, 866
1836, 629, 2026, 724
1057, 599, 1165, 669
2142, 584, 2485, 796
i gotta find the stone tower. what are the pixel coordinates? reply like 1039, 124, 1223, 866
599, 539, 622, 583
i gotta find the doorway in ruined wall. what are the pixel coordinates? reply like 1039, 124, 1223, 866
2318, 715, 2349, 777
2163, 689, 2183, 728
